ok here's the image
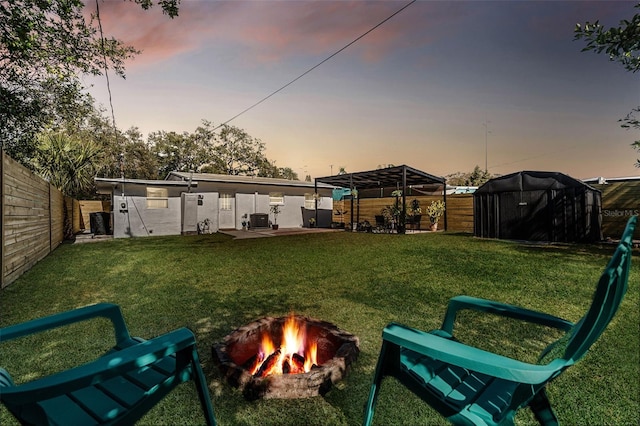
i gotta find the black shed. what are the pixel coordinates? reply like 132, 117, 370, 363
474, 171, 602, 242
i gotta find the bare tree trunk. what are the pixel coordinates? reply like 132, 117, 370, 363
63, 198, 75, 243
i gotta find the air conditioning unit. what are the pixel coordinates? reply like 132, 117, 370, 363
250, 213, 269, 228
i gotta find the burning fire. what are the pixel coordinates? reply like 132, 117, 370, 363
248, 314, 318, 377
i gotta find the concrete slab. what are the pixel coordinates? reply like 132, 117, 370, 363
219, 227, 341, 239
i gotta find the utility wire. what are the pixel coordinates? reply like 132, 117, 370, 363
488, 143, 582, 171
95, 0, 119, 140
214, 0, 417, 130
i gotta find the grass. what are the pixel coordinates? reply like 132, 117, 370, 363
0, 231, 638, 425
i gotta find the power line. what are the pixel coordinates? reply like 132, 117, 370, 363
488, 143, 582, 171
214, 0, 417, 130
95, 0, 118, 142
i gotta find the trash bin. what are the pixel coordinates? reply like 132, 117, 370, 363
90, 212, 111, 235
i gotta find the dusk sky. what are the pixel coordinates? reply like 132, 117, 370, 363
84, 0, 640, 181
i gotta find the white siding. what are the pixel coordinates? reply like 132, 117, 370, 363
196, 193, 219, 233
113, 195, 181, 238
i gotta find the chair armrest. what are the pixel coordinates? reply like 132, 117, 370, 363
441, 296, 574, 335
383, 322, 571, 384
1, 327, 197, 403
0, 303, 131, 347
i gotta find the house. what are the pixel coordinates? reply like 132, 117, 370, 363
95, 173, 335, 238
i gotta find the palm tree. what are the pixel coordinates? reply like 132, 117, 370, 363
34, 132, 102, 239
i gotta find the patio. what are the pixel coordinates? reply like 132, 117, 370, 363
315, 165, 446, 234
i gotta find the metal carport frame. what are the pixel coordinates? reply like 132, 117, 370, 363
314, 165, 446, 234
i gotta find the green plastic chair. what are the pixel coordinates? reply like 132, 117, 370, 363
0, 303, 217, 425
363, 216, 636, 426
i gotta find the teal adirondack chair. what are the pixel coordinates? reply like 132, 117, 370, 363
0, 303, 217, 425
363, 216, 636, 426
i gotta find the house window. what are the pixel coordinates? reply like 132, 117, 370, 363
304, 193, 316, 210
146, 187, 168, 209
220, 193, 233, 210
269, 192, 284, 205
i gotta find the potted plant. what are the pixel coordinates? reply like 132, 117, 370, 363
380, 206, 393, 226
309, 217, 316, 228
408, 199, 422, 229
270, 205, 281, 230
426, 200, 445, 231
391, 189, 404, 233
241, 213, 248, 230
409, 199, 422, 216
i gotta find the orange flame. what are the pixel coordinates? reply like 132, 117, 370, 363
251, 314, 319, 377
304, 340, 318, 372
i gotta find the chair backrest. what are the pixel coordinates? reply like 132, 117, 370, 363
0, 304, 217, 425
561, 216, 636, 363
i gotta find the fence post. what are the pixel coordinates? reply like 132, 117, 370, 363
1, 149, 5, 289
49, 184, 53, 253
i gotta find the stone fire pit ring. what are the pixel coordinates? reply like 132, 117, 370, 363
212, 315, 360, 400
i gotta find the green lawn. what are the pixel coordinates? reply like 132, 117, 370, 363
1, 231, 638, 425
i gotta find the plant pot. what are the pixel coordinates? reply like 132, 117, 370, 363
430, 222, 438, 232
272, 224, 279, 230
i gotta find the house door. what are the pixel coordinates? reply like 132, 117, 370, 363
181, 193, 198, 234
218, 193, 236, 229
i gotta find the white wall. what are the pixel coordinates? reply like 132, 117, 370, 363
111, 186, 334, 236
275, 196, 304, 228
265, 195, 332, 228
196, 192, 219, 233
113, 195, 181, 238
236, 193, 256, 228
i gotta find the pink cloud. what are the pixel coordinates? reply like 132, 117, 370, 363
87, 1, 466, 69
88, 1, 200, 64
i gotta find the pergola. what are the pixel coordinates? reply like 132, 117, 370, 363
315, 165, 446, 233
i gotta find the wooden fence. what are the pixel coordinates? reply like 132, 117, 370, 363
332, 185, 639, 239
333, 194, 474, 232
78, 200, 111, 231
1, 150, 81, 288
591, 182, 640, 238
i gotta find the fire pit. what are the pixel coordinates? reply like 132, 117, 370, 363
212, 314, 359, 400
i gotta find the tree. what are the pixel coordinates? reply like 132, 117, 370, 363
254, 157, 280, 178
215, 125, 268, 175
0, 0, 179, 166
446, 166, 492, 186
576, 3, 640, 166
148, 121, 289, 178
66, 109, 158, 181
149, 130, 213, 177
575, 4, 640, 73
620, 110, 640, 167
272, 165, 299, 180
33, 132, 103, 239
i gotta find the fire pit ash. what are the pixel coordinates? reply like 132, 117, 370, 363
212, 315, 359, 400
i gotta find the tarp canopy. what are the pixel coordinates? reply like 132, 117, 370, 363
332, 188, 351, 201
